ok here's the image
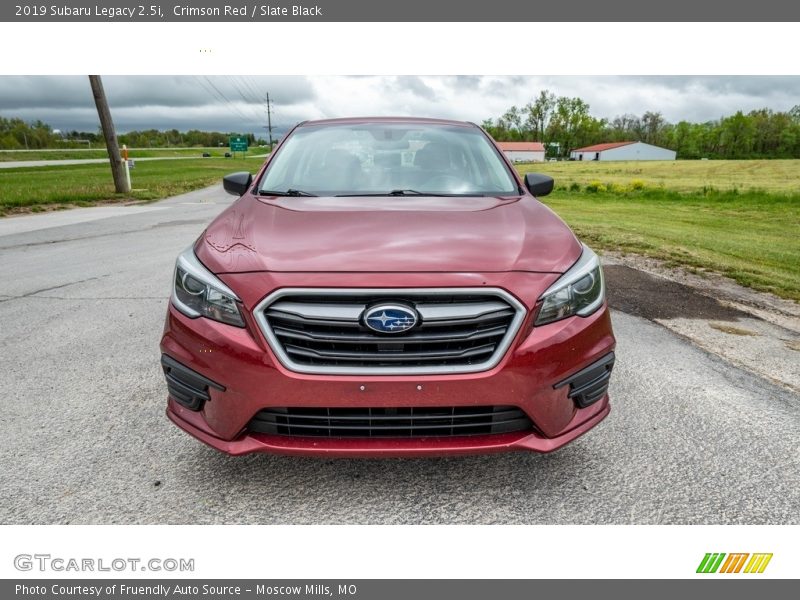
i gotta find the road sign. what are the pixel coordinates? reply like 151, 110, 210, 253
229, 136, 248, 152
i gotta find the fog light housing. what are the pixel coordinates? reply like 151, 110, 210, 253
554, 353, 615, 408
161, 355, 225, 411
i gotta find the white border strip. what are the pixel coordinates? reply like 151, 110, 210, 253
1, 23, 799, 75
1, 525, 797, 579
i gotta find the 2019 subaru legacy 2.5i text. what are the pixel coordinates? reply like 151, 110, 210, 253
160, 117, 616, 457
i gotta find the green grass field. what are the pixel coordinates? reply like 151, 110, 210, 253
517, 159, 800, 194
515, 161, 800, 301
0, 156, 265, 212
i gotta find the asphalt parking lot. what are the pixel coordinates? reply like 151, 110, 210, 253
1, 186, 798, 524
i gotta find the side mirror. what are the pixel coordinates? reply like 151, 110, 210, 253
223, 172, 253, 196
524, 173, 554, 197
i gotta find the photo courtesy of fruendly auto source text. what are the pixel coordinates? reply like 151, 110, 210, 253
0, 0, 798, 595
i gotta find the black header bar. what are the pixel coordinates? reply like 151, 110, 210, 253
4, 0, 800, 22
3, 579, 798, 600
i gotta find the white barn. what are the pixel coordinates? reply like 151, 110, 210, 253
497, 142, 546, 163
570, 141, 676, 161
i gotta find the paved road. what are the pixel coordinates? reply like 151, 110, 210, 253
0, 156, 251, 169
0, 147, 204, 153
0, 156, 202, 169
0, 187, 798, 524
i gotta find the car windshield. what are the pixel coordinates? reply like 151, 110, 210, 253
257, 122, 519, 197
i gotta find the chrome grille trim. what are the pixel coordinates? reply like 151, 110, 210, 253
253, 287, 528, 375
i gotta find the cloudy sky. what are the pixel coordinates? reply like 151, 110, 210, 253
1, 75, 798, 137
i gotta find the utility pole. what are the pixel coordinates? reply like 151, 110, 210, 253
88, 75, 130, 194
265, 93, 274, 148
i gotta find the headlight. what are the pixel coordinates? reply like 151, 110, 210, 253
535, 244, 605, 326
171, 246, 245, 327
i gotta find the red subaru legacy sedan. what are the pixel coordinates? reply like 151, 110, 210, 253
160, 117, 616, 457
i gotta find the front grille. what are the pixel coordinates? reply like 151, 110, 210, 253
254, 288, 526, 375
248, 406, 533, 438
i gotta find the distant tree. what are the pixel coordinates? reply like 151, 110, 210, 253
548, 97, 594, 156
524, 90, 556, 142
609, 113, 641, 141
719, 111, 756, 158
501, 106, 523, 134
642, 111, 666, 145
669, 121, 696, 158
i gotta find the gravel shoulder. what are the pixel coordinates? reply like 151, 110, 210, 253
602, 253, 800, 394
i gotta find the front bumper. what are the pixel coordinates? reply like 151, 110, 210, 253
160, 272, 616, 457
166, 398, 610, 457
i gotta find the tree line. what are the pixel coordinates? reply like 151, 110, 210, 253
5, 97, 800, 159
482, 91, 800, 159
118, 129, 264, 148
0, 117, 266, 149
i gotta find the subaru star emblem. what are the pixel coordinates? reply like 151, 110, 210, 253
363, 304, 418, 334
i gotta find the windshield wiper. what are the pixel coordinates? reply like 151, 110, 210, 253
387, 189, 495, 197
259, 189, 317, 197
387, 189, 428, 196
335, 190, 471, 197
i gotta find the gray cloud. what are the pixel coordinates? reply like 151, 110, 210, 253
0, 75, 315, 135
445, 75, 482, 91
392, 76, 438, 101
0, 75, 315, 110
1, 75, 798, 137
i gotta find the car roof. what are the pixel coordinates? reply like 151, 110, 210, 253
298, 116, 476, 128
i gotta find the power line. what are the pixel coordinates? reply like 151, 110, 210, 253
194, 76, 234, 115
228, 77, 266, 122
239, 77, 291, 138
194, 76, 259, 127
237, 76, 264, 105
202, 76, 253, 123
193, 75, 282, 141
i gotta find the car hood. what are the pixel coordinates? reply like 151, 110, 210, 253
195, 194, 581, 274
